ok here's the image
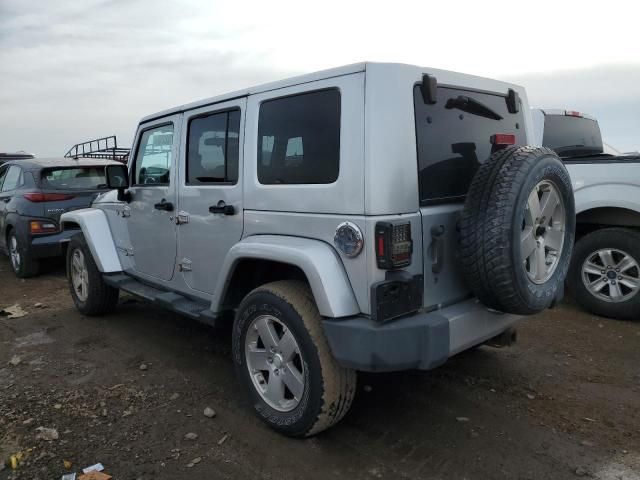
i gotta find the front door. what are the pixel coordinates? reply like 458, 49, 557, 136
177, 99, 246, 294
126, 115, 181, 281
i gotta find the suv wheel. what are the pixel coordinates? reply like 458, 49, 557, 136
7, 230, 39, 278
567, 228, 640, 320
233, 280, 356, 437
66, 233, 119, 316
459, 146, 575, 315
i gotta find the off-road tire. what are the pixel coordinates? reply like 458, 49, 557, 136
459, 146, 575, 315
567, 228, 640, 321
232, 280, 357, 437
66, 233, 119, 316
7, 229, 39, 278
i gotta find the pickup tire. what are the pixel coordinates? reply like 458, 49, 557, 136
459, 146, 575, 315
567, 228, 640, 320
232, 280, 356, 437
66, 233, 119, 316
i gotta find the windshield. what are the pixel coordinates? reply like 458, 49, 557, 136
542, 115, 603, 157
42, 167, 108, 190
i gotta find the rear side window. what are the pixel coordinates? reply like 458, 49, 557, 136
1, 165, 23, 192
542, 115, 603, 157
258, 89, 340, 184
42, 167, 107, 190
414, 85, 525, 204
186, 109, 240, 184
134, 124, 174, 185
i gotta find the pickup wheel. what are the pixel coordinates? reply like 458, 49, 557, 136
7, 230, 39, 278
567, 228, 640, 320
66, 233, 119, 316
459, 146, 575, 315
232, 280, 356, 437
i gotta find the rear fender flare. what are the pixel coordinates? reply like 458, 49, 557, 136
213, 235, 360, 318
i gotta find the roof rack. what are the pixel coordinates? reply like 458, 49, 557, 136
64, 135, 130, 163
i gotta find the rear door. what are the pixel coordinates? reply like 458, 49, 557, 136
0, 165, 10, 249
125, 116, 181, 281
414, 84, 526, 309
177, 98, 245, 294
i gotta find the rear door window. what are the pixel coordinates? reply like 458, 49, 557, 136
42, 167, 108, 190
542, 115, 603, 157
186, 109, 240, 184
257, 89, 340, 184
414, 86, 525, 204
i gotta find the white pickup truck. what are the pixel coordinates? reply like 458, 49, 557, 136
533, 109, 640, 320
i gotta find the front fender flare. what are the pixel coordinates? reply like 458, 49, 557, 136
60, 208, 121, 272
213, 235, 360, 318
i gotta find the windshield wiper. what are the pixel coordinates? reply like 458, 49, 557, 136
445, 95, 503, 120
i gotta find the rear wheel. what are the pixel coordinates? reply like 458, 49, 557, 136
567, 228, 640, 320
7, 230, 39, 278
66, 234, 119, 316
233, 280, 356, 437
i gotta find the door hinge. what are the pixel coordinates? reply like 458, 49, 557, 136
117, 246, 134, 257
179, 258, 192, 272
117, 206, 131, 218
176, 211, 190, 225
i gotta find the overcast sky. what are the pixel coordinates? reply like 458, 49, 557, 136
1, 0, 639, 156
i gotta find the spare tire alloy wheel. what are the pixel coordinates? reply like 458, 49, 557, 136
522, 180, 566, 284
582, 249, 639, 303
459, 146, 575, 315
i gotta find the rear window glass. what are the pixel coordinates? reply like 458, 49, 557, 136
42, 167, 107, 190
414, 85, 525, 204
542, 115, 603, 157
258, 89, 340, 184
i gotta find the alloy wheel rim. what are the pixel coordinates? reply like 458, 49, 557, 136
521, 180, 566, 284
9, 235, 20, 271
245, 314, 305, 412
581, 248, 640, 303
71, 249, 89, 302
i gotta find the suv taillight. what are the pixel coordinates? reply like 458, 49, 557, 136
375, 222, 413, 269
24, 193, 75, 202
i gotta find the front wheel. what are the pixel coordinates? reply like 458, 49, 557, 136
232, 280, 356, 437
567, 228, 640, 320
66, 234, 119, 316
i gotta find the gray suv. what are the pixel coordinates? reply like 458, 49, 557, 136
61, 63, 575, 436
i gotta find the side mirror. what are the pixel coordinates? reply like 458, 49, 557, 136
105, 164, 131, 202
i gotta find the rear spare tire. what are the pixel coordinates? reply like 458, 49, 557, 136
459, 146, 575, 315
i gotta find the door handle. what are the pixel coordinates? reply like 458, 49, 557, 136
430, 225, 445, 274
2, 197, 10, 203
209, 201, 235, 215
154, 199, 174, 212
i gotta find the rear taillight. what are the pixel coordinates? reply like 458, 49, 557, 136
30, 220, 58, 234
490, 133, 516, 146
24, 192, 75, 202
375, 222, 413, 269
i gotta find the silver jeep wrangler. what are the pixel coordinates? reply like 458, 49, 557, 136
61, 62, 575, 436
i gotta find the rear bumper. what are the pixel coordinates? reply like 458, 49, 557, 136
322, 298, 520, 372
30, 230, 76, 259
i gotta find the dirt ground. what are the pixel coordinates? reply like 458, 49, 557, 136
0, 255, 639, 480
